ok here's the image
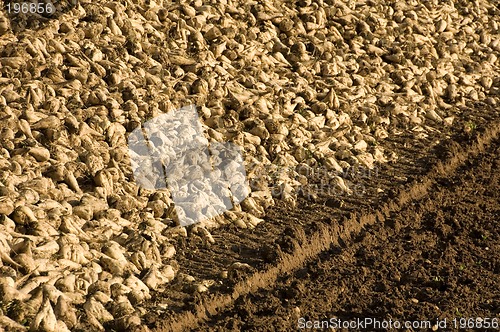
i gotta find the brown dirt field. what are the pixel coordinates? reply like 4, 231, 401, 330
191, 134, 500, 332
140, 107, 500, 332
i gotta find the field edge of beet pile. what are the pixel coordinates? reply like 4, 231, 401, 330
135, 108, 500, 332
191, 123, 500, 332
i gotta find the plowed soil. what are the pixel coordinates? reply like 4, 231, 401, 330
142, 109, 500, 332
193, 135, 500, 332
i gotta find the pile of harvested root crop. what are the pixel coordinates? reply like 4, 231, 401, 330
0, 0, 499, 330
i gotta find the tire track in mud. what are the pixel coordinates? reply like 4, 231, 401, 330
149, 120, 500, 332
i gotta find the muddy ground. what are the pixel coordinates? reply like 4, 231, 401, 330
141, 106, 500, 332
192, 132, 500, 332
